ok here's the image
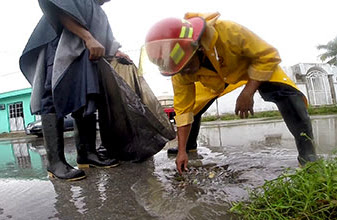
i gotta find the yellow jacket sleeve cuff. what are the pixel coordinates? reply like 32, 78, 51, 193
248, 66, 274, 81
175, 112, 194, 127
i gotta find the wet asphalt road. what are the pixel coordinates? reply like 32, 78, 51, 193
0, 115, 336, 220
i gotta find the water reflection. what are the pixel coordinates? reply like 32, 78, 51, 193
0, 140, 46, 180
0, 179, 59, 219
46, 161, 157, 219
311, 116, 337, 154
0, 115, 336, 219
0, 137, 78, 180
199, 115, 337, 155
0, 136, 157, 219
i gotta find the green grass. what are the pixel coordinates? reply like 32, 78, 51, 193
308, 105, 337, 115
204, 105, 337, 219
202, 105, 337, 122
230, 158, 337, 219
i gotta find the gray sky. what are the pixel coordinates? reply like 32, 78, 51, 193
1, 0, 336, 94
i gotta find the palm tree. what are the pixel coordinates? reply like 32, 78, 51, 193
317, 37, 337, 66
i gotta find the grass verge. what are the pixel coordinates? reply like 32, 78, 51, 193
230, 158, 337, 219
202, 105, 337, 122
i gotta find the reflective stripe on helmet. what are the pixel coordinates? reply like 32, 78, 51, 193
179, 19, 194, 39
179, 26, 194, 38
172, 20, 194, 64
170, 43, 185, 65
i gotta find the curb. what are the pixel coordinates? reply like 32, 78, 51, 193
0, 131, 74, 142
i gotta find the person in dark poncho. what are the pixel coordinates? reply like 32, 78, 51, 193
20, 0, 131, 181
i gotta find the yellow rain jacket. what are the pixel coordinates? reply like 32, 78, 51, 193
173, 12, 300, 127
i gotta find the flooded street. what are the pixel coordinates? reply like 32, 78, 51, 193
0, 115, 336, 220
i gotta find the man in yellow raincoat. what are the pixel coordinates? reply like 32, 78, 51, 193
145, 12, 318, 174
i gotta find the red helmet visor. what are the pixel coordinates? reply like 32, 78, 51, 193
145, 39, 199, 76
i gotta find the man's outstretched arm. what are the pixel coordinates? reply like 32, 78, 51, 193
176, 124, 192, 174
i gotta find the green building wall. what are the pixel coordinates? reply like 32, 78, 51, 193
0, 88, 35, 133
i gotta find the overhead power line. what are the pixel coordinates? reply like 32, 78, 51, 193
0, 71, 21, 77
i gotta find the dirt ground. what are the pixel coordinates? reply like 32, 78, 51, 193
0, 131, 29, 139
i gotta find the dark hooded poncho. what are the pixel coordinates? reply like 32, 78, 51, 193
19, 0, 120, 117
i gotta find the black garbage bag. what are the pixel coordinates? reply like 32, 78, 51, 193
97, 58, 176, 162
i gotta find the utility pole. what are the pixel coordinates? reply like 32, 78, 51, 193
216, 99, 220, 119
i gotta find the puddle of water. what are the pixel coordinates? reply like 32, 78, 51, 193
0, 138, 78, 180
0, 179, 58, 219
199, 115, 337, 155
0, 140, 47, 180
132, 148, 243, 220
0, 115, 336, 219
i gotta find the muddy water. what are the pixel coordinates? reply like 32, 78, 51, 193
0, 115, 336, 220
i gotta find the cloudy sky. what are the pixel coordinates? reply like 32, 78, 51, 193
0, 0, 336, 95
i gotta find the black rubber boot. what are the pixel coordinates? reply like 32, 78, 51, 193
41, 114, 86, 181
95, 101, 119, 160
73, 114, 119, 169
276, 95, 318, 166
167, 113, 201, 155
